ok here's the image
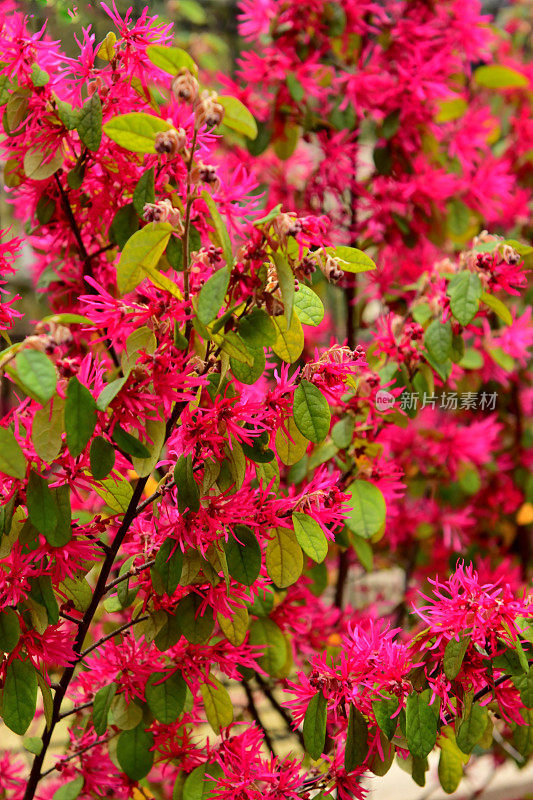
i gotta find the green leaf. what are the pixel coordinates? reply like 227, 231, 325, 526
474, 64, 528, 89
154, 611, 182, 651
197, 267, 229, 325
201, 191, 232, 266
77, 92, 102, 151
345, 704, 369, 771
443, 636, 469, 680
200, 674, 234, 734
92, 683, 117, 736
5, 88, 30, 132
459, 348, 484, 370
254, 204, 283, 227
513, 707, 533, 757
218, 95, 257, 139
293, 284, 324, 326
112, 424, 150, 459
292, 511, 328, 563
3, 658, 37, 734
326, 246, 376, 273
248, 617, 287, 676
153, 538, 183, 595
435, 97, 468, 123
65, 376, 97, 457
146, 671, 186, 723
480, 291, 512, 325
15, 350, 57, 404
183, 763, 222, 800
146, 45, 197, 76
303, 690, 327, 759
517, 667, 533, 709
0, 426, 27, 479
104, 112, 172, 154
447, 271, 483, 325
110, 203, 139, 249
52, 776, 84, 800
96, 377, 128, 411
117, 724, 154, 781
23, 736, 43, 755
372, 696, 399, 740
456, 703, 488, 753
111, 694, 143, 730
133, 167, 155, 215
271, 313, 304, 363
116, 222, 173, 295
90, 436, 115, 480
447, 199, 470, 237
176, 593, 214, 644
26, 471, 57, 536
173, 455, 200, 513
23, 147, 62, 181
286, 72, 304, 103
406, 692, 438, 759
273, 252, 295, 325
0, 608, 20, 652
93, 475, 133, 514
230, 346, 265, 384
48, 483, 72, 546
223, 525, 261, 586
424, 319, 452, 363
132, 417, 165, 478
54, 97, 80, 130
265, 527, 303, 588
29, 574, 59, 624
59, 576, 92, 612
0, 74, 13, 105
32, 397, 64, 462
346, 480, 386, 539
293, 380, 330, 444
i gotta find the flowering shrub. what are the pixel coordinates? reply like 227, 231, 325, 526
0, 3, 531, 800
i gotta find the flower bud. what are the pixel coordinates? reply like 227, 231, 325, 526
154, 127, 187, 156
273, 212, 302, 241
320, 254, 344, 283
171, 68, 199, 103
194, 90, 225, 129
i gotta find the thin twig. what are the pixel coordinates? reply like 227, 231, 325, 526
79, 614, 150, 660
39, 737, 110, 778
58, 699, 94, 720
104, 559, 155, 594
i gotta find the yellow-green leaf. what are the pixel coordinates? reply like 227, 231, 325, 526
474, 64, 528, 89
23, 147, 62, 181
117, 223, 173, 295
93, 475, 133, 514
103, 112, 172, 154
200, 674, 233, 734
265, 527, 303, 587
271, 313, 304, 363
218, 95, 257, 139
146, 45, 197, 76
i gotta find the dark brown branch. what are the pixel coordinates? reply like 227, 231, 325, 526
255, 673, 304, 748
242, 679, 276, 756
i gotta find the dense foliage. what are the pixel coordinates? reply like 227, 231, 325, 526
0, 1, 531, 799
